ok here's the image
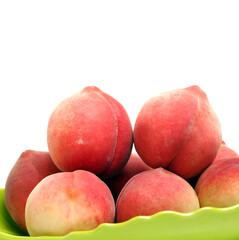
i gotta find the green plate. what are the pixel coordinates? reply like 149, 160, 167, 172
1, 188, 239, 240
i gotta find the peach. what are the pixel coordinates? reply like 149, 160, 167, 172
4, 150, 60, 232
25, 170, 115, 236
105, 153, 151, 200
134, 85, 222, 179
213, 141, 238, 163
196, 158, 239, 208
195, 157, 239, 194
116, 168, 199, 223
47, 86, 133, 178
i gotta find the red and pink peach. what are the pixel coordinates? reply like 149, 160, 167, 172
4, 150, 61, 232
47, 86, 133, 178
134, 85, 222, 179
196, 158, 239, 208
116, 168, 200, 223
25, 170, 115, 236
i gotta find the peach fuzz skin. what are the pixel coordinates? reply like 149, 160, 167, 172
196, 158, 239, 208
47, 86, 133, 178
105, 153, 152, 201
25, 170, 115, 237
4, 150, 61, 232
195, 158, 239, 195
213, 141, 238, 163
133, 85, 222, 179
116, 168, 200, 223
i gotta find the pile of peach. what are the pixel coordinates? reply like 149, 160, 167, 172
4, 85, 239, 237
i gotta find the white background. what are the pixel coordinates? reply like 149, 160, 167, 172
0, 1, 239, 187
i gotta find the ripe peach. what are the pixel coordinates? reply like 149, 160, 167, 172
4, 150, 60, 232
47, 86, 133, 178
25, 170, 115, 236
195, 158, 239, 194
116, 168, 199, 223
213, 141, 238, 163
196, 158, 239, 208
134, 85, 222, 179
105, 153, 151, 200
